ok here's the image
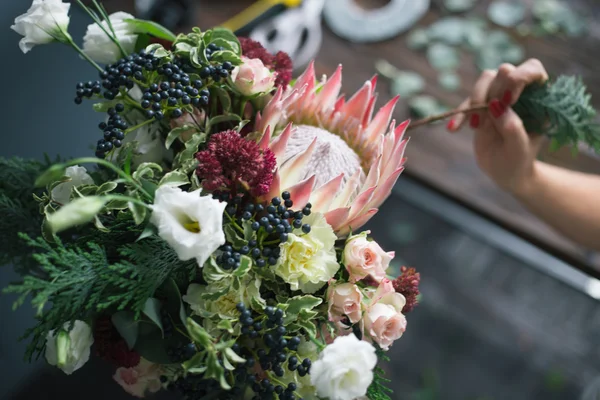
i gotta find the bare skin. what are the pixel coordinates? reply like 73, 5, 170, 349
447, 59, 600, 251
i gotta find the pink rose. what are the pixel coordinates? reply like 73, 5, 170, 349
343, 233, 394, 283
363, 279, 407, 350
231, 56, 276, 96
113, 358, 163, 398
169, 107, 206, 142
327, 283, 363, 329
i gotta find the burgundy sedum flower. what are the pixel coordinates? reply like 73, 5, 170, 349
392, 266, 421, 314
195, 130, 276, 197
238, 37, 293, 89
94, 316, 141, 368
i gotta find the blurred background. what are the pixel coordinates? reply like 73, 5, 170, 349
2, 0, 600, 399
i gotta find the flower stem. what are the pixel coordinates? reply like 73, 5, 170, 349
224, 211, 245, 234
104, 194, 152, 209
64, 35, 103, 72
407, 104, 489, 131
125, 118, 155, 134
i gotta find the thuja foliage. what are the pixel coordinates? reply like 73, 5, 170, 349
3, 235, 196, 361
514, 75, 600, 152
367, 347, 394, 400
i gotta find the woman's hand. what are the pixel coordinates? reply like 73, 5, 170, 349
447, 59, 549, 195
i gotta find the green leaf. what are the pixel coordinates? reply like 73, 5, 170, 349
209, 114, 242, 126
233, 255, 252, 277
142, 298, 164, 334
209, 50, 242, 65
224, 224, 247, 248
35, 164, 66, 187
166, 125, 197, 149
225, 347, 246, 363
128, 200, 147, 225
187, 317, 213, 348
212, 86, 232, 113
158, 170, 190, 187
96, 181, 118, 195
125, 18, 177, 41
217, 319, 234, 333
207, 27, 241, 55
282, 295, 323, 324
133, 326, 171, 364
183, 352, 207, 373
111, 311, 139, 349
132, 162, 163, 181
296, 319, 317, 337
47, 196, 108, 233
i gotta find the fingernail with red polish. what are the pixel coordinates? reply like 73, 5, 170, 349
446, 119, 456, 131
502, 90, 512, 106
469, 113, 480, 128
489, 99, 506, 118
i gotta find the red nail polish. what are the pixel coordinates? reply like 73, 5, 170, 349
446, 119, 456, 131
489, 99, 506, 118
469, 113, 480, 128
502, 90, 512, 106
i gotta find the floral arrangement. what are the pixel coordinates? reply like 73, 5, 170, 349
4, 1, 420, 400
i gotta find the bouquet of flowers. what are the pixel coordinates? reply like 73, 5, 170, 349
4, 1, 420, 399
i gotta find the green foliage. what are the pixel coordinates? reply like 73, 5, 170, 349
368, 347, 394, 400
3, 235, 196, 360
0, 157, 47, 271
514, 75, 600, 152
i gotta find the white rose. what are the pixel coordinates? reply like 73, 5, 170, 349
51, 165, 95, 205
273, 212, 339, 294
11, 0, 71, 54
83, 12, 138, 64
150, 186, 227, 267
231, 56, 276, 96
45, 320, 94, 375
310, 334, 378, 400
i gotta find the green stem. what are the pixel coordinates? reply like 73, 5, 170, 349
224, 211, 244, 234
104, 194, 152, 209
263, 239, 279, 246
62, 157, 153, 200
76, 0, 128, 59
125, 118, 155, 134
308, 333, 326, 351
58, 26, 103, 72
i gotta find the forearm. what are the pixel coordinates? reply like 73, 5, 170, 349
513, 161, 600, 251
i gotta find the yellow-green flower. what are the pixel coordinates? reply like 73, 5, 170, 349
273, 212, 339, 294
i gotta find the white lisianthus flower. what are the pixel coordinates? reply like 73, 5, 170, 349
51, 165, 95, 205
310, 335, 378, 400
45, 320, 94, 375
150, 186, 227, 267
11, 0, 72, 54
273, 212, 339, 294
83, 12, 138, 64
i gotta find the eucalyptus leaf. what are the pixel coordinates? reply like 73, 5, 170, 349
428, 17, 465, 45
111, 311, 139, 349
426, 43, 460, 71
438, 72, 461, 92
125, 18, 177, 41
142, 298, 164, 334
390, 71, 425, 97
406, 28, 429, 50
487, 1, 526, 28
444, 0, 477, 12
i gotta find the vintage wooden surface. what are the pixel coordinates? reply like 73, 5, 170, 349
101, 0, 600, 269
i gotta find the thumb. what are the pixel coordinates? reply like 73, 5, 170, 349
488, 99, 529, 150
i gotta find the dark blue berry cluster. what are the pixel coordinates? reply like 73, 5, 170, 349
232, 303, 309, 400
216, 192, 313, 271
166, 374, 244, 400
166, 341, 197, 363
95, 105, 128, 157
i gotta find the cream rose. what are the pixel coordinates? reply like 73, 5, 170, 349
363, 279, 407, 350
150, 186, 226, 267
343, 231, 394, 283
310, 334, 378, 400
273, 212, 339, 294
231, 56, 276, 96
113, 358, 163, 398
45, 320, 93, 375
11, 0, 72, 54
327, 283, 363, 329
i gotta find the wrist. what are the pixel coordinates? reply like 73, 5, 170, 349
509, 160, 544, 200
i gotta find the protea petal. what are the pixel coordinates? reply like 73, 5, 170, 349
259, 63, 410, 236
258, 125, 272, 150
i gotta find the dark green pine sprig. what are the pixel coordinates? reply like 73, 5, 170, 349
367, 347, 394, 400
513, 75, 600, 152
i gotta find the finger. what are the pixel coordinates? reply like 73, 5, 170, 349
502, 59, 550, 105
467, 69, 497, 131
487, 99, 529, 150
489, 63, 516, 103
447, 97, 471, 132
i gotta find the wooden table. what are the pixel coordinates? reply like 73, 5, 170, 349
102, 0, 600, 272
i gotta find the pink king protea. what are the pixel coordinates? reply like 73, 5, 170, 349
252, 62, 409, 236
